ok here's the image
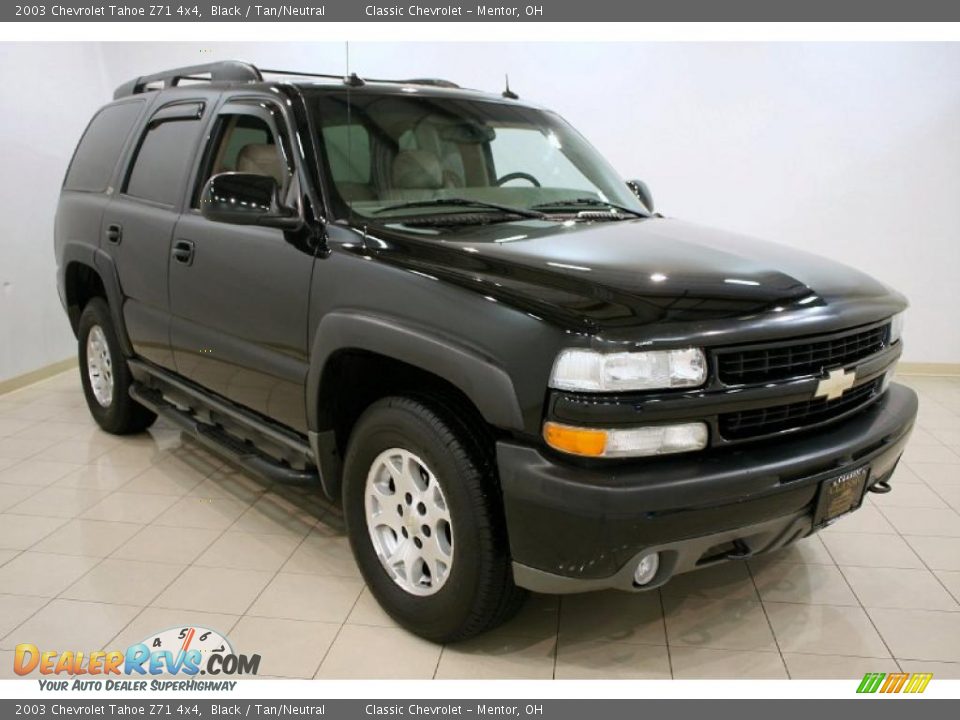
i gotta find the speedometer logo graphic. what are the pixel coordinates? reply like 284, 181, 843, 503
142, 626, 233, 661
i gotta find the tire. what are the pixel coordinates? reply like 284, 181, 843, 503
77, 298, 156, 435
342, 396, 526, 642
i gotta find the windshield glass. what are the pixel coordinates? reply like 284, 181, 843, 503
309, 89, 646, 220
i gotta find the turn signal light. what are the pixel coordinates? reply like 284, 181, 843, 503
543, 422, 607, 457
543, 421, 709, 458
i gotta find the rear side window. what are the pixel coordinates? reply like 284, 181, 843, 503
63, 102, 143, 192
124, 105, 205, 206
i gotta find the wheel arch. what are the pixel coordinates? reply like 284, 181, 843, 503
59, 242, 132, 356
306, 311, 525, 499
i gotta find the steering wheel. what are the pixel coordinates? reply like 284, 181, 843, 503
495, 172, 541, 188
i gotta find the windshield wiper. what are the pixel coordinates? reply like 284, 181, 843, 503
531, 197, 648, 218
374, 198, 547, 220
392, 212, 536, 228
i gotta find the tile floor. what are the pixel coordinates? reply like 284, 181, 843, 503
1, 370, 959, 680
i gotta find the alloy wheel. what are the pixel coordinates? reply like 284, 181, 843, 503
86, 325, 114, 407
364, 448, 454, 596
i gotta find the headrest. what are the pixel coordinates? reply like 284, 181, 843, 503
392, 150, 442, 190
236, 144, 284, 185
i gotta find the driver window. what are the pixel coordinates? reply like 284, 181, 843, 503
193, 114, 289, 207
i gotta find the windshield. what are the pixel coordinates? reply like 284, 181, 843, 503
309, 90, 646, 221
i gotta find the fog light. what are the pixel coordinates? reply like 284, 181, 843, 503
633, 552, 659, 586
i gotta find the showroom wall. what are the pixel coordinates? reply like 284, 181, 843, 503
0, 43, 110, 384
1, 42, 958, 382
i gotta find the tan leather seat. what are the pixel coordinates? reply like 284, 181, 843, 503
391, 150, 443, 191
236, 144, 285, 185
412, 119, 466, 188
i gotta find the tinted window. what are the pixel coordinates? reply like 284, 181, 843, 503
193, 114, 290, 207
64, 102, 143, 192
490, 127, 594, 192
322, 124, 371, 184
125, 116, 204, 205
309, 91, 644, 220
217, 116, 273, 171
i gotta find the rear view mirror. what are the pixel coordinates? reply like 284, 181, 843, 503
626, 179, 654, 213
438, 122, 496, 144
200, 172, 300, 230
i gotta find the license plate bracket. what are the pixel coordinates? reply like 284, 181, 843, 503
814, 466, 869, 527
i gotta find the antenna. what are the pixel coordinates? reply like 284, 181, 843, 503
343, 41, 365, 87
502, 74, 519, 100
345, 42, 356, 225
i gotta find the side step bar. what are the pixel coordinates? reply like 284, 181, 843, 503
128, 358, 310, 460
130, 384, 319, 486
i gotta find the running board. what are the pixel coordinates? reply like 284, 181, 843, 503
129, 384, 318, 486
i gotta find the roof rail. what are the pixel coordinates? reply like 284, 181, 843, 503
259, 68, 353, 82
371, 77, 460, 89
113, 60, 461, 100
113, 61, 262, 99
260, 68, 460, 89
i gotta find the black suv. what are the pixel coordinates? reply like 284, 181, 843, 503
56, 61, 917, 642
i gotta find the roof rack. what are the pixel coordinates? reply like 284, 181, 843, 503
366, 77, 461, 89
113, 61, 262, 99
113, 60, 460, 99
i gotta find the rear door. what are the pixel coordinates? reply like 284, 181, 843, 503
168, 98, 315, 433
102, 98, 210, 370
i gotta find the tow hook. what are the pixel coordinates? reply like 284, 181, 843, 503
868, 480, 893, 494
724, 539, 754, 560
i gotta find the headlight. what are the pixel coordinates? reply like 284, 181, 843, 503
544, 421, 709, 458
890, 312, 904, 344
549, 348, 707, 392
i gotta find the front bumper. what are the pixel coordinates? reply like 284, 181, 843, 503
498, 382, 918, 593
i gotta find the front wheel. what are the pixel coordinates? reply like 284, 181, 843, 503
342, 396, 525, 642
78, 298, 156, 435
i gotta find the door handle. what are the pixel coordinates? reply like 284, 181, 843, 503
105, 224, 122, 244
172, 239, 195, 266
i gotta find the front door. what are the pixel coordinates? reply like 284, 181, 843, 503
168, 100, 315, 433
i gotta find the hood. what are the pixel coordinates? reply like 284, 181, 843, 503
365, 217, 905, 345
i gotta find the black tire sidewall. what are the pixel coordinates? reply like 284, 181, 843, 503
77, 298, 137, 433
343, 400, 491, 641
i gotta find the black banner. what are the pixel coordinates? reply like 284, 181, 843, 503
0, 700, 957, 719
4, 0, 960, 22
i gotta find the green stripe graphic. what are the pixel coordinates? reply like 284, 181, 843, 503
857, 672, 885, 693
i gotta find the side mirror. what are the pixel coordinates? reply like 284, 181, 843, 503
200, 172, 300, 230
626, 179, 654, 213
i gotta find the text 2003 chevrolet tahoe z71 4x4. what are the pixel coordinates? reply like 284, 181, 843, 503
55, 61, 917, 642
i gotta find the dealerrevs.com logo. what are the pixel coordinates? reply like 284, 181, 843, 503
13, 626, 260, 691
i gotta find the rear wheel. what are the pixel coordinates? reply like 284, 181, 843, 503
78, 298, 156, 435
342, 396, 525, 642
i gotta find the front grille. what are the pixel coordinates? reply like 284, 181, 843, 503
719, 377, 883, 440
717, 324, 889, 385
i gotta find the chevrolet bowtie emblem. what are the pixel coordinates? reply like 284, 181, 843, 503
814, 367, 857, 401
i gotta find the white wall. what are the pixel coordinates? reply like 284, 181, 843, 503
2, 42, 958, 381
0, 43, 110, 383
